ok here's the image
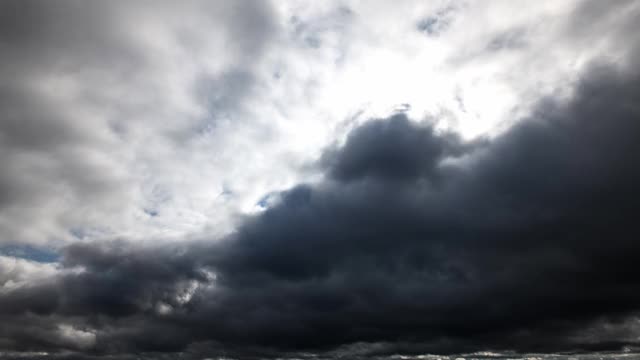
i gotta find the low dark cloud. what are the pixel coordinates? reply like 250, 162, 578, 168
2, 62, 639, 359
201, 64, 640, 355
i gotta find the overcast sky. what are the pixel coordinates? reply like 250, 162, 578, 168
1, 1, 640, 359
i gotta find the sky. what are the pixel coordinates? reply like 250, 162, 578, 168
1, 0, 640, 359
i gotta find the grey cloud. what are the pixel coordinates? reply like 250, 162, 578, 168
3, 1, 640, 359
192, 69, 257, 129
320, 114, 473, 182
566, 0, 640, 70
0, 0, 278, 246
417, 5, 457, 37
290, 6, 353, 49
2, 61, 639, 358
486, 28, 529, 51
0, 1, 141, 75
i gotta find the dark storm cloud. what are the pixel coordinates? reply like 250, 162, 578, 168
320, 114, 476, 182
199, 64, 640, 355
3, 61, 639, 359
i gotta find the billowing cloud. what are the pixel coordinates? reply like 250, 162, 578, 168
1, 1, 640, 359
1, 61, 639, 358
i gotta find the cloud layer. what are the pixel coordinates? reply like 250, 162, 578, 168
2, 0, 640, 359
2, 62, 640, 358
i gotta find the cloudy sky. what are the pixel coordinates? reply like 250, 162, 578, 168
1, 0, 640, 359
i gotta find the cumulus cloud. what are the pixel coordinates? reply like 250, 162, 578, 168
199, 65, 640, 355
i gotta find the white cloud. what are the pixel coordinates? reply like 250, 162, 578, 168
0, 256, 59, 292
56, 324, 96, 349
